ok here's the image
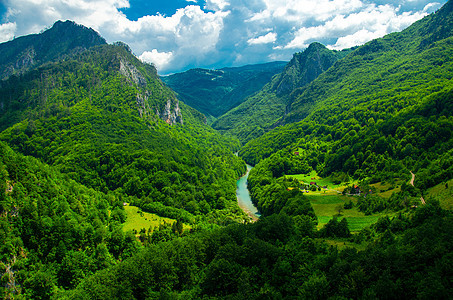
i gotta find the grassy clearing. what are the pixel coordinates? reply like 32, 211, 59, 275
304, 189, 380, 232
286, 171, 390, 232
370, 181, 402, 198
123, 205, 176, 234
317, 215, 381, 232
287, 171, 343, 189
426, 179, 453, 210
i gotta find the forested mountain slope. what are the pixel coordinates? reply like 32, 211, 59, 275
0, 20, 106, 80
212, 43, 351, 143
0, 36, 246, 220
282, 0, 453, 125
240, 0, 453, 218
161, 61, 286, 120
0, 23, 249, 297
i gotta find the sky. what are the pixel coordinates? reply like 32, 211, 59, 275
0, 0, 447, 74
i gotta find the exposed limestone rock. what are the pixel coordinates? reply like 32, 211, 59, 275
119, 57, 183, 125
156, 99, 183, 125
119, 58, 147, 87
2, 47, 37, 79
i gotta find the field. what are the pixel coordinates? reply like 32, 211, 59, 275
426, 178, 453, 210
369, 181, 402, 198
287, 171, 393, 232
122, 205, 177, 234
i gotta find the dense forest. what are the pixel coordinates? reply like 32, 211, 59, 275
0, 1, 452, 299
212, 42, 352, 144
161, 62, 286, 121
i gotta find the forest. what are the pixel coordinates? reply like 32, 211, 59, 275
0, 2, 453, 299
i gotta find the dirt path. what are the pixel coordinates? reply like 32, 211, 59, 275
410, 171, 426, 205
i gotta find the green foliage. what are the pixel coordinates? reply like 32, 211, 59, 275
240, 4, 453, 194
0, 25, 247, 298
162, 62, 286, 118
319, 216, 351, 238
62, 206, 453, 299
212, 43, 351, 144
0, 20, 106, 80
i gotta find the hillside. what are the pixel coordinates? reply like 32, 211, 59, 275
240, 0, 453, 221
1, 2, 453, 299
212, 43, 351, 143
0, 20, 106, 80
0, 38, 246, 219
0, 23, 250, 297
161, 61, 286, 120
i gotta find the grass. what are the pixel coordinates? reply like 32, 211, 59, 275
286, 170, 341, 189
123, 205, 176, 234
285, 171, 392, 232
370, 181, 402, 198
426, 179, 453, 210
309, 192, 384, 232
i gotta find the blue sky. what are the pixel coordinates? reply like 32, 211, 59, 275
0, 0, 447, 74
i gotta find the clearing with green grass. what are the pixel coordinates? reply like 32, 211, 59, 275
123, 205, 177, 234
287, 171, 396, 232
427, 179, 453, 210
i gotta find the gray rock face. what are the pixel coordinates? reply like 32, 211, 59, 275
119, 59, 147, 87
272, 42, 340, 97
156, 99, 183, 125
0, 20, 106, 80
120, 58, 182, 125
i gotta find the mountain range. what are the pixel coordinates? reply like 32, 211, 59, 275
0, 1, 452, 298
161, 62, 287, 122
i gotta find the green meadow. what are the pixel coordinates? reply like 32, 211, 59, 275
427, 178, 453, 210
288, 172, 393, 232
123, 205, 176, 234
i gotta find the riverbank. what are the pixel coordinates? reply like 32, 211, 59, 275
236, 164, 260, 221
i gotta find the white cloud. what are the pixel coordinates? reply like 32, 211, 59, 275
284, 3, 430, 50
423, 2, 440, 12
247, 32, 277, 45
0, 22, 16, 42
139, 49, 174, 70
205, 0, 230, 11
0, 0, 448, 73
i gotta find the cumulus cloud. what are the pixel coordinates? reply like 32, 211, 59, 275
285, 3, 431, 50
0, 0, 447, 73
248, 32, 277, 45
139, 49, 174, 70
0, 22, 16, 42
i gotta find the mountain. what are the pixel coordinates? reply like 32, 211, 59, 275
0, 22, 249, 298
212, 43, 351, 143
281, 0, 453, 126
0, 20, 107, 80
240, 0, 453, 220
1, 3, 453, 299
161, 61, 286, 120
0, 31, 245, 215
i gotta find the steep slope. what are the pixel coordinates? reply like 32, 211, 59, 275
0, 20, 106, 80
282, 0, 453, 125
0, 22, 246, 222
0, 140, 136, 297
240, 0, 453, 216
161, 61, 286, 119
212, 43, 350, 143
0, 22, 250, 298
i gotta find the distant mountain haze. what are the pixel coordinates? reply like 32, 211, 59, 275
161, 62, 287, 119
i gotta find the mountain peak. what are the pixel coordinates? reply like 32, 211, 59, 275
0, 20, 106, 80
271, 42, 343, 97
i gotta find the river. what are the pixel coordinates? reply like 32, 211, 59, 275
237, 164, 260, 221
